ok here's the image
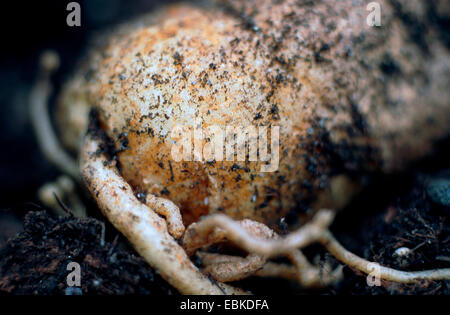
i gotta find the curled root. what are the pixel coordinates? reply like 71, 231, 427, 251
80, 133, 245, 295
183, 211, 450, 285
182, 210, 334, 257
184, 214, 342, 287
145, 195, 185, 239
198, 252, 267, 283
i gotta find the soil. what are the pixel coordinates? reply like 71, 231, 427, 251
328, 172, 450, 295
0, 211, 175, 295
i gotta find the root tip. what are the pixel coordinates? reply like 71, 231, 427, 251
39, 50, 60, 74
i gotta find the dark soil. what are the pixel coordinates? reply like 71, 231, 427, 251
0, 211, 175, 295
327, 172, 450, 295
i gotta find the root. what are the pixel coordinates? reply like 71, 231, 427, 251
29, 50, 79, 179
80, 133, 246, 295
322, 231, 450, 283
145, 195, 185, 239
183, 210, 450, 285
38, 175, 86, 217
197, 252, 267, 283
254, 258, 343, 288
183, 218, 274, 283
253, 262, 298, 280
286, 248, 343, 287
183, 210, 334, 258
184, 214, 342, 287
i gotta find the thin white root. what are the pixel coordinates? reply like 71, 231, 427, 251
286, 249, 343, 287
253, 262, 298, 280
185, 217, 341, 286
183, 219, 276, 282
80, 133, 247, 295
198, 250, 342, 288
253, 260, 343, 288
321, 231, 450, 283
30, 50, 79, 179
145, 195, 185, 239
38, 175, 86, 217
215, 283, 252, 295
183, 216, 342, 288
183, 218, 275, 282
183, 210, 450, 284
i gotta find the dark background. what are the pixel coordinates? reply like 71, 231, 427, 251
0, 0, 175, 206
